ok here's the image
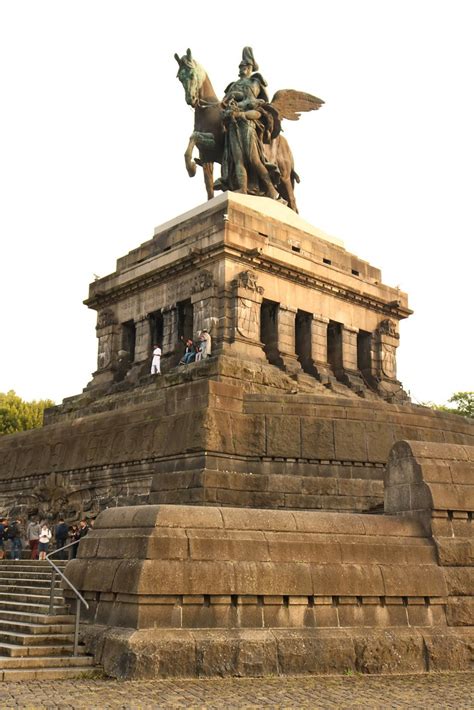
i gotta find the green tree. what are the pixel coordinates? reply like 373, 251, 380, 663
0, 390, 55, 435
423, 391, 474, 419
448, 391, 474, 418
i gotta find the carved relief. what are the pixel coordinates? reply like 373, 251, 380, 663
191, 270, 214, 293
97, 333, 113, 370
381, 343, 397, 379
378, 318, 398, 338
236, 298, 259, 340
32, 472, 72, 518
234, 270, 264, 294
96, 309, 117, 330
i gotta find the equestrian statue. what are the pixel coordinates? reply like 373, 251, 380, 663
174, 47, 324, 213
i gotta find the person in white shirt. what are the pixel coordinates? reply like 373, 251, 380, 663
151, 344, 162, 374
38, 523, 52, 560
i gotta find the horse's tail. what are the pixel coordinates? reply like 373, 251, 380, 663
291, 169, 300, 186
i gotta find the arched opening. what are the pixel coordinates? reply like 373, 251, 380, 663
295, 309, 313, 373
357, 330, 372, 380
121, 320, 136, 363
149, 310, 164, 352
260, 299, 279, 365
327, 321, 343, 377
177, 299, 194, 342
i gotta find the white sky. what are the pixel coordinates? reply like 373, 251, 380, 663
0, 1, 472, 406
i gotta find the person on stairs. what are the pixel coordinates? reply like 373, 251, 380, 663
38, 522, 52, 560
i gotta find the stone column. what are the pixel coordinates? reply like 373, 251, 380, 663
160, 305, 180, 369
134, 316, 152, 364
276, 305, 301, 375
191, 270, 219, 349
123, 316, 152, 383
340, 324, 366, 393
88, 308, 121, 389
310, 314, 334, 385
341, 325, 358, 371
228, 270, 266, 362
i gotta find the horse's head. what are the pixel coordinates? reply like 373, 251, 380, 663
174, 48, 206, 108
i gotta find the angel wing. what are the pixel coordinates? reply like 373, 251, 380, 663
270, 89, 324, 121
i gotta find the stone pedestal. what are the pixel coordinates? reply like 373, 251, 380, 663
66, 440, 474, 678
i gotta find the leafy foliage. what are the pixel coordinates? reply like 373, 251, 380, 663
448, 391, 474, 418
423, 391, 474, 419
0, 391, 55, 435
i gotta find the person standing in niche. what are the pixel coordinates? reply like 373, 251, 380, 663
198, 329, 212, 359
151, 344, 162, 375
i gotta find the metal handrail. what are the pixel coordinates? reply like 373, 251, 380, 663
46, 539, 89, 656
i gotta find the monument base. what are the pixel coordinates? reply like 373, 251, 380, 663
66, 441, 474, 678
80, 626, 473, 679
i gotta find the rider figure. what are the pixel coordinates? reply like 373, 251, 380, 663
219, 47, 282, 201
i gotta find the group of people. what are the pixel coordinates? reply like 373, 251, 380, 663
150, 329, 212, 374
0, 516, 92, 561
179, 330, 212, 365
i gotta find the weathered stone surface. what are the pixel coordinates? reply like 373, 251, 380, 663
353, 630, 425, 674
79, 626, 474, 678
423, 630, 474, 671
277, 631, 356, 674
446, 598, 474, 626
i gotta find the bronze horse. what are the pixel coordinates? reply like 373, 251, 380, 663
174, 49, 306, 212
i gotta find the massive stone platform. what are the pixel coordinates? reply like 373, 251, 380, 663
67, 441, 474, 678
0, 194, 472, 521
0, 194, 472, 677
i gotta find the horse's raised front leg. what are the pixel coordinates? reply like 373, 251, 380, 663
184, 135, 197, 177
202, 162, 214, 200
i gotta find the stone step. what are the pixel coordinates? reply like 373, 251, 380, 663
0, 654, 94, 669
0, 610, 75, 625
0, 569, 60, 584
0, 575, 62, 588
0, 630, 75, 646
0, 563, 67, 572
0, 641, 85, 657
0, 590, 64, 604
0, 559, 97, 679
0, 578, 62, 594
0, 619, 75, 635
0, 599, 69, 615
1, 665, 97, 681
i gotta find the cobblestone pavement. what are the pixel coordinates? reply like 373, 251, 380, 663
0, 672, 472, 709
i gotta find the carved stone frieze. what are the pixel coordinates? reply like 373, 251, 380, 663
378, 318, 399, 339
96, 309, 117, 330
233, 270, 264, 294
191, 270, 214, 294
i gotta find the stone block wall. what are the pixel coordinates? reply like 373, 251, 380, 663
65, 438, 474, 679
1, 366, 473, 520
385, 440, 474, 634
67, 505, 447, 632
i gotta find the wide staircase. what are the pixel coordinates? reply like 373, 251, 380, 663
0, 559, 96, 680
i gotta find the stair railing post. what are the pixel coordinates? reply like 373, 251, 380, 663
49, 568, 56, 615
74, 596, 81, 656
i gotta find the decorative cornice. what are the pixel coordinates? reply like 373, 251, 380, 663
84, 241, 412, 320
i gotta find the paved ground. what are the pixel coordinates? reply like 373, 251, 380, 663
0, 672, 472, 709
